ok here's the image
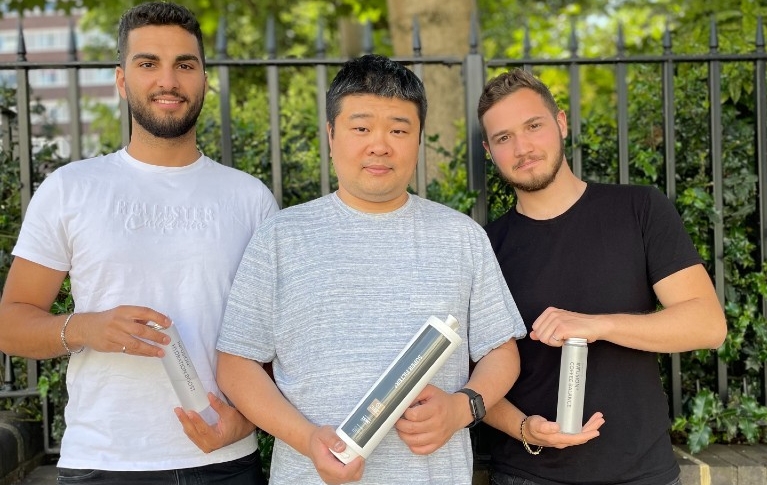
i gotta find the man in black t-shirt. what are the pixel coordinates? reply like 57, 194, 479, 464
478, 68, 727, 485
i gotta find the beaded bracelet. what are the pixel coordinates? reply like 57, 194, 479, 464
60, 313, 84, 356
520, 416, 543, 455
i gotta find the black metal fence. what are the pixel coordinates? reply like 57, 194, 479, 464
1, 13, 766, 454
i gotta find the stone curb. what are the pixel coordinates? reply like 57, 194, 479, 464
0, 412, 44, 485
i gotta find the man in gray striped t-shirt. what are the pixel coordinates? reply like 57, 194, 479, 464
217, 54, 527, 485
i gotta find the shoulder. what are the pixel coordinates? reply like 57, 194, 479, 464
201, 157, 270, 189
256, 195, 332, 232
588, 182, 664, 200
412, 196, 481, 227
585, 183, 671, 212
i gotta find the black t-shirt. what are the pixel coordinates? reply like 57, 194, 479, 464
484, 183, 701, 485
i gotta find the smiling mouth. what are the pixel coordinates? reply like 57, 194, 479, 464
514, 157, 543, 170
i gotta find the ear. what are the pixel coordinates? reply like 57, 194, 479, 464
115, 66, 127, 100
482, 141, 495, 164
326, 121, 334, 157
556, 110, 568, 139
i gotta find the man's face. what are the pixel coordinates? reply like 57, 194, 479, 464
327, 94, 421, 213
482, 88, 568, 193
116, 25, 207, 139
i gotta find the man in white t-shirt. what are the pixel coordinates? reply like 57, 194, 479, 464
0, 2, 277, 483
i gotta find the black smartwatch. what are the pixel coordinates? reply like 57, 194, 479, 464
456, 387, 486, 428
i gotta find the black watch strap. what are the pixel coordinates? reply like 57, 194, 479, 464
456, 387, 486, 428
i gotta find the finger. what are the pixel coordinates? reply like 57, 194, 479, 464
118, 305, 172, 327
316, 426, 346, 454
121, 337, 166, 358
207, 392, 229, 413
129, 321, 172, 346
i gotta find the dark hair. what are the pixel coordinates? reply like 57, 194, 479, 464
117, 2, 205, 69
477, 68, 559, 141
326, 54, 427, 135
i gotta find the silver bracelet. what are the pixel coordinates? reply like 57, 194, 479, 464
60, 313, 83, 355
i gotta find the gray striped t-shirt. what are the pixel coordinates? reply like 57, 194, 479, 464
218, 192, 525, 485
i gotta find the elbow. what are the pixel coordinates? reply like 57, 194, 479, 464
216, 351, 235, 394
711, 317, 728, 349
705, 311, 728, 349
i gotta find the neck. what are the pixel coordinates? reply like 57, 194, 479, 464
126, 127, 200, 167
514, 162, 587, 220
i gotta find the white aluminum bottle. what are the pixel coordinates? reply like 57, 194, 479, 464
330, 314, 462, 464
556, 337, 588, 434
148, 321, 219, 425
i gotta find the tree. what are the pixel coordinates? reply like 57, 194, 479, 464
387, 0, 476, 182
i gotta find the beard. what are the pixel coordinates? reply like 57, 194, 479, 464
504, 135, 566, 193
126, 87, 204, 139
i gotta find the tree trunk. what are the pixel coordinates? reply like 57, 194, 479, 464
387, 0, 476, 182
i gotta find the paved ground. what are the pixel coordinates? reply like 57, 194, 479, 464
12, 465, 55, 484
12, 445, 767, 484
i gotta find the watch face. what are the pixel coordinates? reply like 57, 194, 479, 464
474, 394, 486, 421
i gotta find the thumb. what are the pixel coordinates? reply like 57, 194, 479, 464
317, 426, 346, 452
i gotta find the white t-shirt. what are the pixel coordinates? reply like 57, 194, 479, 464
13, 148, 279, 470
218, 193, 526, 484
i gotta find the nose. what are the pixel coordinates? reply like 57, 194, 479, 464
157, 66, 180, 90
513, 133, 534, 158
366, 132, 392, 156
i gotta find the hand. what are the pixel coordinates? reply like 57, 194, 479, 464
522, 412, 604, 449
307, 425, 364, 484
72, 305, 171, 356
529, 307, 606, 347
395, 384, 465, 455
175, 393, 256, 453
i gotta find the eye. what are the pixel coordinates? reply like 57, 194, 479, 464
391, 129, 408, 135
497, 134, 509, 143
178, 63, 194, 70
529, 122, 542, 130
353, 127, 369, 133
138, 61, 155, 68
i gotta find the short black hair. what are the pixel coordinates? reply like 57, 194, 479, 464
326, 54, 427, 135
117, 2, 205, 69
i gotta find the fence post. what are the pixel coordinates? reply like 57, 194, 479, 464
412, 17, 427, 198
15, 21, 33, 218
568, 20, 582, 179
707, 17, 728, 402
67, 18, 82, 163
216, 15, 233, 168
266, 16, 283, 206
662, 20, 683, 417
754, 15, 767, 406
464, 11, 486, 225
616, 23, 629, 185
315, 22, 330, 196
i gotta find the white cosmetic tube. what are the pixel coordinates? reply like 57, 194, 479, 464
148, 321, 219, 425
330, 314, 462, 464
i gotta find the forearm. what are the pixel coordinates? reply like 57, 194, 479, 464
599, 299, 724, 353
0, 302, 72, 359
217, 351, 317, 457
0, 257, 70, 358
534, 266, 726, 354
464, 339, 520, 409
483, 397, 526, 440
604, 264, 725, 353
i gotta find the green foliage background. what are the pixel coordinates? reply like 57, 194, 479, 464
2, 0, 767, 466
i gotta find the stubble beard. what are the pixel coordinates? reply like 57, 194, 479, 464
126, 87, 204, 139
504, 136, 566, 193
